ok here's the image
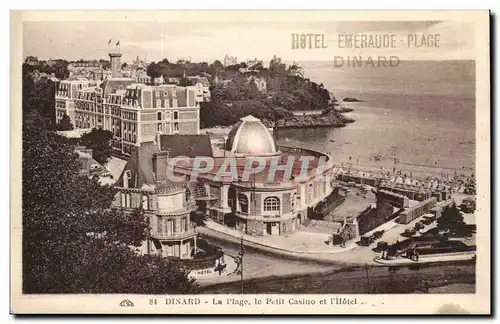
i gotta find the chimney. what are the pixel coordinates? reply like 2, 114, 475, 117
109, 52, 122, 78
154, 132, 163, 150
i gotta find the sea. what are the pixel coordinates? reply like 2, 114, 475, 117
274, 60, 476, 177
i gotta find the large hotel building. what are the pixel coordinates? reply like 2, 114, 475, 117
55, 52, 201, 155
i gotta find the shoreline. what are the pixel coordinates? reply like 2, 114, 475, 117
199, 258, 475, 293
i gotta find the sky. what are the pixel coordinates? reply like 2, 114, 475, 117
23, 20, 476, 63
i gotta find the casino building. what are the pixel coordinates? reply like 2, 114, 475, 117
115, 115, 341, 240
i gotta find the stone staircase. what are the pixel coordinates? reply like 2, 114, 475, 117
302, 217, 312, 227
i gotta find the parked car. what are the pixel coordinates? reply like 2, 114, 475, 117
372, 230, 385, 239
376, 241, 389, 251
360, 235, 375, 246
402, 228, 416, 237
414, 221, 425, 231
422, 217, 435, 225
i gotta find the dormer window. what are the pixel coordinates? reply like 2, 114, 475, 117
123, 170, 131, 188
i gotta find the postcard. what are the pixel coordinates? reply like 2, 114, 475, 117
10, 10, 490, 315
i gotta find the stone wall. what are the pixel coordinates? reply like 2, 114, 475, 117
357, 193, 400, 235
246, 219, 264, 235
282, 193, 292, 214
280, 218, 295, 235
178, 121, 198, 134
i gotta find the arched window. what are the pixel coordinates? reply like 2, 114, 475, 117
185, 189, 191, 202
238, 194, 248, 214
264, 196, 280, 212
123, 170, 131, 188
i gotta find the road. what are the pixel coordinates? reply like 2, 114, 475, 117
199, 234, 476, 294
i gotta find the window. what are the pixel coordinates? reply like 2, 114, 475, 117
173, 122, 179, 132
173, 111, 179, 119
121, 193, 126, 207
142, 195, 148, 210
121, 193, 131, 208
157, 217, 163, 235
123, 170, 131, 188
166, 219, 174, 235
283, 223, 287, 232
181, 218, 186, 233
185, 189, 191, 202
238, 194, 248, 213
157, 112, 162, 120
264, 196, 280, 212
291, 193, 296, 210
158, 123, 163, 132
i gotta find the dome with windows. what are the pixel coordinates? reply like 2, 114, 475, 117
225, 115, 279, 156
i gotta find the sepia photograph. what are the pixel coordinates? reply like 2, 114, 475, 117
10, 10, 490, 314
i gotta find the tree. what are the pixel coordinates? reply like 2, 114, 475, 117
437, 204, 474, 237
56, 114, 74, 131
79, 128, 113, 165
22, 71, 57, 123
147, 62, 162, 85
99, 59, 111, 70
179, 77, 194, 87
22, 120, 197, 294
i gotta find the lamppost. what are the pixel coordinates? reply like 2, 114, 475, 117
239, 235, 244, 294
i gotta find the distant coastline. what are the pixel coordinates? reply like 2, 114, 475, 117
269, 110, 355, 129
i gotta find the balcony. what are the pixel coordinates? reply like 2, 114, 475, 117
234, 210, 295, 221
156, 200, 196, 216
151, 223, 197, 241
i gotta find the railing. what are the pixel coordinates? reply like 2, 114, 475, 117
157, 200, 196, 216
152, 222, 197, 240
151, 227, 197, 240
262, 215, 281, 219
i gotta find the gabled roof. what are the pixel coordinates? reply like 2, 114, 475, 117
159, 135, 213, 158
187, 76, 210, 87
117, 142, 160, 188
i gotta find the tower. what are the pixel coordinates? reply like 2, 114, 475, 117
109, 52, 122, 78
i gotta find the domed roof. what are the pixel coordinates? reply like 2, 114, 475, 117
225, 115, 278, 156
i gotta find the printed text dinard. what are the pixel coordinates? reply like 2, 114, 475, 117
154, 297, 359, 306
